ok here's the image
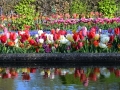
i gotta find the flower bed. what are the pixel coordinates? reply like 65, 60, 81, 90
0, 25, 119, 53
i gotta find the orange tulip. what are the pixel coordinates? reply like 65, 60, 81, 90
93, 40, 99, 47
7, 41, 15, 46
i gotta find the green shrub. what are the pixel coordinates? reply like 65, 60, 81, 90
98, 0, 118, 18
13, 0, 38, 30
70, 0, 87, 14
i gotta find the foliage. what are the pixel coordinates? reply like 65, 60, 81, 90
98, 0, 118, 18
70, 0, 87, 14
13, 0, 38, 30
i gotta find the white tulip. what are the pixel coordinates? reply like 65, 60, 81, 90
40, 70, 45, 75
50, 73, 55, 79
52, 46, 56, 51
14, 38, 18, 44
19, 31, 25, 35
100, 67, 110, 78
38, 30, 43, 36
100, 36, 110, 43
61, 69, 67, 75
46, 34, 54, 41
99, 42, 107, 48
15, 43, 19, 47
59, 38, 69, 44
38, 38, 44, 44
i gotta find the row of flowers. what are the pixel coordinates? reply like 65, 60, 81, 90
1, 13, 120, 31
0, 25, 120, 53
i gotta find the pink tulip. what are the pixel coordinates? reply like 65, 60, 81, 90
82, 27, 87, 36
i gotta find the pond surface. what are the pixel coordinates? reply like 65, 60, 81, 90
0, 67, 120, 90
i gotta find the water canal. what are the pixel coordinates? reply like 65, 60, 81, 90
0, 67, 119, 90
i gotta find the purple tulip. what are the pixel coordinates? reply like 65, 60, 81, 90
45, 47, 51, 53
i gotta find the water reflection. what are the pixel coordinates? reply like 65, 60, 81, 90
0, 67, 119, 90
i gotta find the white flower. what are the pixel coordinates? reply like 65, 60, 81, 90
46, 34, 54, 44
15, 43, 19, 47
38, 38, 44, 44
61, 69, 67, 75
40, 70, 45, 75
100, 36, 110, 43
14, 38, 18, 44
99, 43, 107, 48
59, 38, 69, 44
34, 34, 39, 38
19, 31, 25, 35
56, 28, 60, 33
100, 67, 110, 78
52, 46, 56, 51
46, 34, 54, 41
50, 73, 55, 79
38, 30, 43, 36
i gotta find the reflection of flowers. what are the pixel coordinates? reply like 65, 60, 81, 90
100, 67, 110, 78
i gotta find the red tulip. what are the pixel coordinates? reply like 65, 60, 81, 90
11, 72, 18, 79
108, 67, 114, 72
87, 31, 95, 39
29, 39, 36, 46
22, 73, 30, 80
114, 27, 120, 35
74, 69, 81, 78
0, 34, 7, 43
73, 33, 79, 42
77, 42, 83, 49
20, 34, 30, 43
30, 68, 36, 73
58, 30, 67, 35
80, 73, 86, 82
109, 35, 114, 43
2, 73, 11, 79
51, 29, 56, 34
54, 68, 61, 75
114, 69, 120, 77
79, 32, 84, 40
93, 67, 100, 73
53, 34, 60, 41
89, 73, 97, 81
9, 32, 17, 41
79, 69, 84, 74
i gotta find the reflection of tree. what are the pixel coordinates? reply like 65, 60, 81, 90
0, 78, 14, 90
59, 74, 81, 85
